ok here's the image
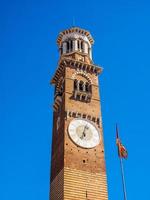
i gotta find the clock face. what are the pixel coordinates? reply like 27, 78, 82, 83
68, 118, 100, 148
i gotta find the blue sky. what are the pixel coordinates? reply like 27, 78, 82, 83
1, 0, 150, 199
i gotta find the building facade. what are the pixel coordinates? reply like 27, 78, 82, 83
50, 27, 108, 200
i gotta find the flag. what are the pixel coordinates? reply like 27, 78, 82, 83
116, 125, 128, 159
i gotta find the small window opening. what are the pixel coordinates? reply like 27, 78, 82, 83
78, 40, 80, 49
74, 79, 78, 90
79, 81, 84, 91
67, 41, 69, 52
70, 40, 73, 51
85, 82, 89, 92
81, 41, 83, 52
82, 96, 85, 101
77, 94, 80, 100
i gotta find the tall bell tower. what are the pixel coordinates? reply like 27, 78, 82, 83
50, 27, 108, 200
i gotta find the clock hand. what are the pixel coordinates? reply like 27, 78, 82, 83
81, 124, 89, 139
80, 134, 84, 139
80, 125, 86, 139
84, 124, 89, 132
80, 124, 90, 140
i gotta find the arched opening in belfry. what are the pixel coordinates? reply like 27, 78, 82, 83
70, 40, 73, 51
66, 41, 69, 53
81, 41, 84, 52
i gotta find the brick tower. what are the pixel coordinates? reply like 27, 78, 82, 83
50, 27, 108, 200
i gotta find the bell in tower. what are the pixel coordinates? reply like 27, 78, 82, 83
50, 27, 108, 200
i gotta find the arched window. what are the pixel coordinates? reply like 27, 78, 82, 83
73, 77, 92, 102
85, 82, 89, 92
79, 81, 84, 91
74, 79, 92, 92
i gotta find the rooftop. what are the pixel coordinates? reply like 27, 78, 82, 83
57, 27, 94, 46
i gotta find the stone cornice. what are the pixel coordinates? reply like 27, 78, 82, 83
57, 27, 94, 46
51, 58, 103, 85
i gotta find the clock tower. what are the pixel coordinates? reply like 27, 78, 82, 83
50, 27, 108, 200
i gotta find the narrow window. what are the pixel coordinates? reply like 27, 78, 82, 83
85, 82, 89, 92
74, 79, 78, 90
78, 40, 80, 49
82, 95, 85, 101
67, 41, 69, 52
81, 41, 83, 52
70, 40, 73, 51
79, 81, 84, 91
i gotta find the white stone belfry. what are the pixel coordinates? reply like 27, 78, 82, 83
57, 27, 94, 60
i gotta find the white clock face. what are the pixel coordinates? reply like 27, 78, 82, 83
68, 118, 100, 148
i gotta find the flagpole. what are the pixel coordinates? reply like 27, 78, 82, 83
119, 157, 127, 200
116, 124, 127, 200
